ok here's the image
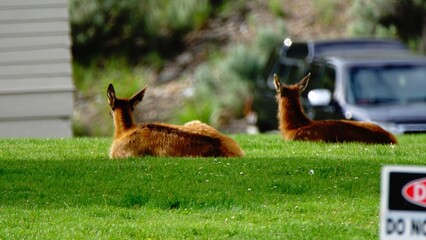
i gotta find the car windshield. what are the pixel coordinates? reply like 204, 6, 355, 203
347, 63, 426, 106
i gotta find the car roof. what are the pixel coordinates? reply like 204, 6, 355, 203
325, 54, 426, 66
285, 38, 410, 61
306, 38, 407, 54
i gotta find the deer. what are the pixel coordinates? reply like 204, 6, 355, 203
273, 73, 398, 144
107, 84, 245, 158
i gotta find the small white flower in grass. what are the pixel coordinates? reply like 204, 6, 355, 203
309, 169, 314, 175
247, 188, 252, 192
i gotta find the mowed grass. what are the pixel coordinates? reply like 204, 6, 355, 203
0, 134, 425, 239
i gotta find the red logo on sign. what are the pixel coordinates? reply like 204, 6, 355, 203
402, 178, 426, 208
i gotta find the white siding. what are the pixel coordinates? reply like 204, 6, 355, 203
0, 0, 67, 7
0, 48, 71, 63
0, 0, 74, 137
0, 119, 72, 138
0, 35, 71, 49
0, 7, 68, 22
0, 90, 73, 118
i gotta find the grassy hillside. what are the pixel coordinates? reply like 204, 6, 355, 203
1, 135, 425, 239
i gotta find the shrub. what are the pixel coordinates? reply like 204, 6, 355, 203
268, 0, 285, 17
314, 0, 341, 25
69, 0, 213, 60
174, 27, 283, 129
73, 58, 147, 97
346, 0, 395, 38
347, 0, 426, 53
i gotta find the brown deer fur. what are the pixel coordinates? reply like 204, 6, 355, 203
107, 84, 244, 158
274, 73, 398, 144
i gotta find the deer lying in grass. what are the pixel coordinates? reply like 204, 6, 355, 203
273, 73, 398, 144
107, 84, 245, 158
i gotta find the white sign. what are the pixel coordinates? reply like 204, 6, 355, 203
381, 166, 426, 239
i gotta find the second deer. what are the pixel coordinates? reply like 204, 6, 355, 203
107, 84, 245, 158
274, 73, 398, 144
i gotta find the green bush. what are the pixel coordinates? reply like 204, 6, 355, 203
268, 0, 285, 17
174, 27, 283, 128
314, 0, 340, 25
346, 0, 396, 38
73, 58, 147, 97
347, 0, 426, 53
69, 0, 212, 60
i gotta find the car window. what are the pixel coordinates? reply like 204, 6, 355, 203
347, 64, 426, 105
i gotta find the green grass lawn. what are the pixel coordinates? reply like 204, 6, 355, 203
0, 134, 425, 239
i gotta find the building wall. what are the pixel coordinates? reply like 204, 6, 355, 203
0, 0, 74, 137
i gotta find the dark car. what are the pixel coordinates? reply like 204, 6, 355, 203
253, 38, 426, 134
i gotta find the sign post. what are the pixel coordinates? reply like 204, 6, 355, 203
381, 166, 426, 239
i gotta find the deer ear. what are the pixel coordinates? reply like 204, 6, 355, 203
273, 74, 281, 93
107, 84, 116, 107
130, 85, 147, 110
298, 72, 311, 93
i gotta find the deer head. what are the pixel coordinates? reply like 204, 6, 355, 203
107, 84, 147, 112
274, 73, 311, 96
107, 84, 147, 132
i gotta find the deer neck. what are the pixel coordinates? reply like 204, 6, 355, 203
277, 94, 311, 130
113, 108, 135, 138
